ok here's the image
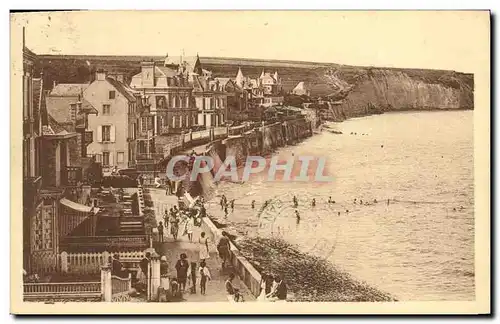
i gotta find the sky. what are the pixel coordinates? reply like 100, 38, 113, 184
12, 11, 489, 73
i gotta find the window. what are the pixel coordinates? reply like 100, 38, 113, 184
103, 104, 111, 115
117, 152, 124, 164
102, 151, 110, 166
109, 91, 115, 99
102, 125, 111, 142
70, 104, 77, 121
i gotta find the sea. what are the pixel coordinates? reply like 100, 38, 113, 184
206, 110, 474, 301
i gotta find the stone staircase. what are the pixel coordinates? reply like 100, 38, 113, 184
119, 219, 145, 235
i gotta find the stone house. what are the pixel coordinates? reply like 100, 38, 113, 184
85, 70, 139, 171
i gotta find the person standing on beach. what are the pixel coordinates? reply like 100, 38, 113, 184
295, 210, 300, 225
251, 200, 255, 209
311, 198, 316, 207
224, 205, 228, 217
230, 199, 235, 212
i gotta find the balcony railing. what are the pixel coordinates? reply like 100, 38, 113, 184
61, 235, 148, 252
136, 153, 164, 161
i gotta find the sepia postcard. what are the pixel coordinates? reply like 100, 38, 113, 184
10, 10, 490, 315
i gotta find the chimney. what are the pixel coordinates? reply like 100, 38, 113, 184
141, 61, 155, 87
96, 69, 106, 81
22, 27, 25, 48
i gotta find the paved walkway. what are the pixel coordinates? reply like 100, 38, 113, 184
148, 188, 254, 302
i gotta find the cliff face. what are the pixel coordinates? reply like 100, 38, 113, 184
322, 68, 474, 118
35, 55, 474, 118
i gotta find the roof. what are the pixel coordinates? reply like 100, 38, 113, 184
105, 77, 136, 102
191, 75, 205, 91
293, 81, 307, 91
50, 83, 89, 96
42, 113, 78, 137
46, 96, 97, 124
155, 66, 178, 77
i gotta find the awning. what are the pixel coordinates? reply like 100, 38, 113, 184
60, 198, 93, 213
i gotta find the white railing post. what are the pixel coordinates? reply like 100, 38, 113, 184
101, 265, 112, 302
149, 253, 161, 301
127, 273, 132, 291
60, 251, 68, 273
102, 251, 110, 266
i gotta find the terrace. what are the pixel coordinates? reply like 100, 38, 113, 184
60, 185, 148, 253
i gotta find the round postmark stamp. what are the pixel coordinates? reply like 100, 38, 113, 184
256, 192, 340, 263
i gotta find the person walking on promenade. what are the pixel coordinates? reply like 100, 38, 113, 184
154, 174, 162, 188
175, 253, 189, 292
217, 231, 231, 269
170, 215, 179, 241
189, 261, 197, 294
199, 260, 212, 295
225, 273, 237, 302
163, 209, 169, 231
157, 221, 165, 243
199, 232, 211, 261
165, 179, 171, 195
184, 216, 195, 242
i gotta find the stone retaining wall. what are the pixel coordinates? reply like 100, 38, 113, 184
200, 217, 262, 297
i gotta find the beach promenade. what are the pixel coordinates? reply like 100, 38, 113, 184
149, 188, 254, 302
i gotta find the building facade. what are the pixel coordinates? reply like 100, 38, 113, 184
23, 36, 101, 273
192, 75, 228, 127
234, 67, 284, 108
130, 60, 198, 134
85, 70, 138, 171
